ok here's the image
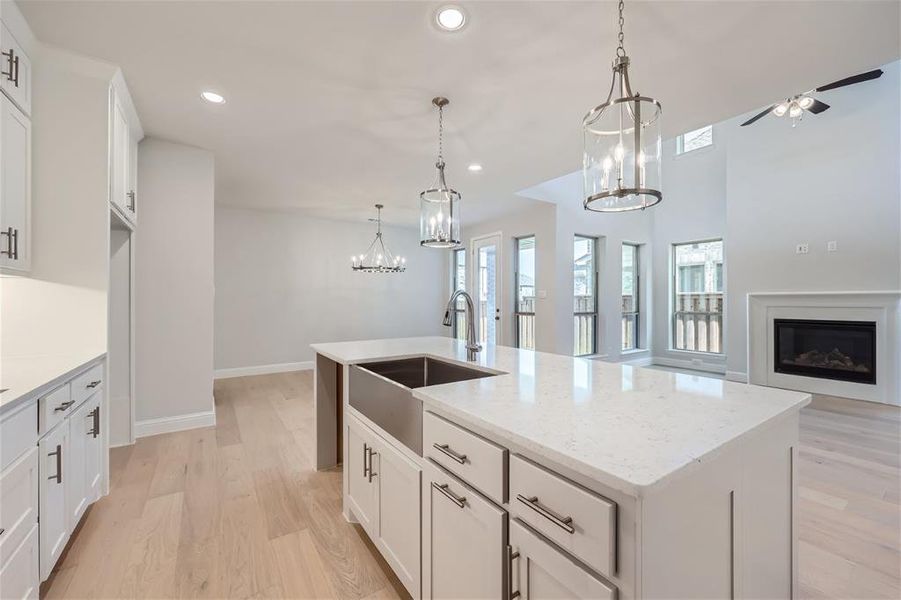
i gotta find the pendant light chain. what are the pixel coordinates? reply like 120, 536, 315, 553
437, 104, 444, 164
616, 0, 626, 57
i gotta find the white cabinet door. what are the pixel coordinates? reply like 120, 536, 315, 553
375, 437, 420, 598
0, 20, 32, 115
66, 401, 92, 530
347, 417, 379, 537
423, 460, 505, 600
0, 523, 39, 600
39, 424, 69, 581
110, 96, 131, 220
126, 126, 138, 222
0, 92, 30, 272
509, 519, 616, 600
84, 395, 103, 502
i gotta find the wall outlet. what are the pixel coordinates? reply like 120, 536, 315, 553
795, 243, 809, 254
827, 241, 838, 252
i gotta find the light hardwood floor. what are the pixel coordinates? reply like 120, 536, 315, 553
41, 372, 899, 599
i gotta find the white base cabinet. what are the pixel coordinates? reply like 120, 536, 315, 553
346, 413, 421, 598
38, 419, 68, 581
0, 524, 39, 600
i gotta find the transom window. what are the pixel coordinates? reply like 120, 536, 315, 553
676, 125, 713, 155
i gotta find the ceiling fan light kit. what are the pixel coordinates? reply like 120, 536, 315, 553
420, 97, 463, 248
582, 0, 663, 213
353, 204, 406, 273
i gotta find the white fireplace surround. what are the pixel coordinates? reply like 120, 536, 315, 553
748, 291, 901, 406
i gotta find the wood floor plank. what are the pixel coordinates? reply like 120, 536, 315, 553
119, 492, 185, 599
271, 528, 340, 599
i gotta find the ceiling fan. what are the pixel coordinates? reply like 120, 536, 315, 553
740, 68, 884, 127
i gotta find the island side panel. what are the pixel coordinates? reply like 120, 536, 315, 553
314, 353, 343, 470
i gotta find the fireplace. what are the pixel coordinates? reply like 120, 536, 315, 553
774, 319, 876, 385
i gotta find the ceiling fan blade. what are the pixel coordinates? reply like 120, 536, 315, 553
815, 69, 883, 92
805, 99, 830, 114
740, 105, 775, 127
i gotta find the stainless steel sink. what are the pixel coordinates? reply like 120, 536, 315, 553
349, 356, 498, 455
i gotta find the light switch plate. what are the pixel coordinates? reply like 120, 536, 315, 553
827, 241, 838, 252
796, 243, 809, 254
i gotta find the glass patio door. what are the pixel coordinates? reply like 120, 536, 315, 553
472, 234, 502, 346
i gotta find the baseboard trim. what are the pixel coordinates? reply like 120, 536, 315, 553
621, 356, 654, 367
135, 410, 217, 438
214, 361, 314, 379
651, 356, 727, 375
725, 370, 749, 383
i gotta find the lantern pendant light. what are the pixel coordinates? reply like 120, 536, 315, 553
352, 204, 406, 273
582, 0, 662, 212
420, 97, 462, 248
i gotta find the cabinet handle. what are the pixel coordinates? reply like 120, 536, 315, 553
126, 191, 136, 212
432, 482, 466, 508
367, 449, 377, 483
362, 443, 370, 478
88, 406, 100, 438
1, 48, 18, 87
0, 227, 18, 260
506, 544, 521, 600
0, 528, 5, 536
48, 444, 62, 484
516, 494, 575, 534
86, 380, 102, 389
54, 400, 75, 413
432, 443, 467, 464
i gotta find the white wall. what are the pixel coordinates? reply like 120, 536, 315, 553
214, 207, 447, 371
136, 138, 215, 422
725, 60, 901, 379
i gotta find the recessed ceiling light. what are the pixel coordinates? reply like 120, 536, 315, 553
467, 163, 482, 172
201, 91, 225, 104
436, 6, 466, 31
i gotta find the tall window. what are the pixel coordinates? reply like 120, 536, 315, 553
514, 236, 536, 349
451, 248, 466, 340
673, 240, 724, 353
676, 125, 713, 155
622, 243, 639, 351
573, 236, 597, 356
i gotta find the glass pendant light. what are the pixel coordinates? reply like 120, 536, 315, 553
352, 204, 406, 273
420, 97, 462, 248
582, 0, 662, 212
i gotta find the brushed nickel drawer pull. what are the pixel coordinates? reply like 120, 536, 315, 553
363, 443, 370, 478
433, 443, 467, 464
1, 48, 18, 86
367, 448, 377, 483
86, 380, 102, 389
516, 494, 575, 534
48, 444, 62, 484
432, 482, 466, 508
0, 528, 5, 536
0, 227, 18, 260
54, 400, 75, 412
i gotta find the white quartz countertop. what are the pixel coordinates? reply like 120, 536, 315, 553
0, 350, 106, 415
312, 336, 811, 496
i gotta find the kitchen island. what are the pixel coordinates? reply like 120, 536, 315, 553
311, 336, 810, 599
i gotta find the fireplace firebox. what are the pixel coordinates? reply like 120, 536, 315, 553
774, 319, 876, 385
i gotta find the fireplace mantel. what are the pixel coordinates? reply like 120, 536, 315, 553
748, 291, 900, 405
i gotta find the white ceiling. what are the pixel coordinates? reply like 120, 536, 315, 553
19, 1, 900, 226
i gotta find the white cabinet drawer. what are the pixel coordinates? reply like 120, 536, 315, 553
510, 454, 616, 579
38, 384, 73, 435
0, 20, 32, 116
509, 518, 616, 600
0, 446, 38, 568
0, 401, 37, 471
0, 523, 38, 600
71, 363, 104, 407
423, 411, 507, 504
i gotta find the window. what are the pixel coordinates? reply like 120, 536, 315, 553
622, 243, 639, 351
514, 236, 536, 349
672, 240, 724, 353
451, 248, 466, 340
676, 125, 713, 155
573, 236, 597, 356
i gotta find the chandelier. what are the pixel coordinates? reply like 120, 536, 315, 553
582, 0, 662, 212
420, 97, 462, 248
352, 204, 406, 273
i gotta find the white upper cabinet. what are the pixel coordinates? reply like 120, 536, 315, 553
0, 20, 32, 116
110, 87, 140, 226
0, 91, 30, 273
